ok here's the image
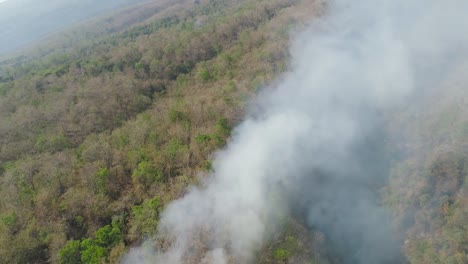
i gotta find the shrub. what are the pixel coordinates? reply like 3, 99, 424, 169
195, 134, 212, 144
198, 67, 212, 81
215, 117, 231, 137
0, 212, 19, 235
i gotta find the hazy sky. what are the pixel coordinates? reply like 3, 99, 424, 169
0, 0, 145, 55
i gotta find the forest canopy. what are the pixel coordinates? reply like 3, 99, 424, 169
0, 0, 466, 263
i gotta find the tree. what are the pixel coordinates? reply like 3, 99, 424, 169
58, 240, 81, 264
80, 238, 106, 264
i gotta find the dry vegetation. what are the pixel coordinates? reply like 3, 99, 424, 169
0, 0, 466, 263
383, 74, 468, 264
0, 0, 327, 263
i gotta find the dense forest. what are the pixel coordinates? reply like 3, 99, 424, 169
0, 0, 466, 263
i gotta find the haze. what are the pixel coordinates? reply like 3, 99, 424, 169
0, 0, 147, 54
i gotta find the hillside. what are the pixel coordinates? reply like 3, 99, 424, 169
0, 0, 467, 264
0, 0, 151, 54
0, 0, 326, 263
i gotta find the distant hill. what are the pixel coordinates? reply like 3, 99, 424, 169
0, 0, 148, 54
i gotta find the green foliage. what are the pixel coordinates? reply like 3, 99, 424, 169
96, 168, 109, 194
35, 133, 71, 152
199, 67, 212, 81
58, 240, 81, 264
195, 134, 212, 144
165, 138, 188, 161
0, 212, 19, 236
132, 161, 162, 185
0, 212, 17, 227
128, 197, 161, 239
204, 160, 213, 171
113, 131, 130, 149
209, 117, 232, 146
272, 235, 299, 261
59, 221, 123, 264
95, 221, 123, 248
80, 238, 106, 264
215, 117, 231, 137
134, 62, 146, 71
274, 248, 291, 261
17, 179, 36, 206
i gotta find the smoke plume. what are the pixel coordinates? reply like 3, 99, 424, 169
124, 0, 468, 263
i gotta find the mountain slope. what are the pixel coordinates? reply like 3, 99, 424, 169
0, 0, 326, 263
0, 0, 152, 54
0, 0, 467, 264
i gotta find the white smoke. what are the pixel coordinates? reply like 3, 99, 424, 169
124, 0, 468, 263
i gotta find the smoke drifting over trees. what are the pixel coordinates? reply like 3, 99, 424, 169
124, 0, 468, 263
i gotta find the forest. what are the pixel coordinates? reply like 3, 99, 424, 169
0, 0, 466, 263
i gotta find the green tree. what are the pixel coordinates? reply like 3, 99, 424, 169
80, 238, 106, 264
58, 240, 81, 264
95, 221, 123, 248
128, 197, 161, 240
132, 161, 162, 185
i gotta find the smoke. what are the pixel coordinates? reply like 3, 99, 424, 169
124, 0, 468, 263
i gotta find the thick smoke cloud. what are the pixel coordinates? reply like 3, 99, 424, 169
124, 0, 468, 263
